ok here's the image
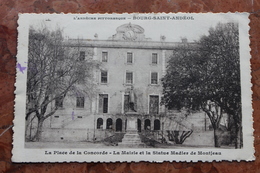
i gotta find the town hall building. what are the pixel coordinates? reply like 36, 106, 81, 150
27, 23, 211, 146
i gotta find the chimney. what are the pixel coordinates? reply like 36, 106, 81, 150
160, 35, 166, 42
181, 37, 187, 43
94, 33, 98, 40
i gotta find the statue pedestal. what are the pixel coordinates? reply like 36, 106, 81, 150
118, 112, 144, 147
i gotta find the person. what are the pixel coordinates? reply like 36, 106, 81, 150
129, 86, 136, 112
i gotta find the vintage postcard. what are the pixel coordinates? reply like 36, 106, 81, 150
13, 13, 254, 162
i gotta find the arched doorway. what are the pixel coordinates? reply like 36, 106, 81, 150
154, 119, 160, 130
144, 119, 151, 130
97, 118, 103, 129
106, 118, 113, 129
116, 118, 122, 131
125, 119, 127, 131
137, 119, 141, 132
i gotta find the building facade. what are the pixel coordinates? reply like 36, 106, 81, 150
28, 23, 204, 143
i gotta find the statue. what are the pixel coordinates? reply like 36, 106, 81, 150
129, 86, 136, 112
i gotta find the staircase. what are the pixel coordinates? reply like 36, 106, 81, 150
118, 131, 145, 147
139, 132, 161, 147
103, 132, 125, 146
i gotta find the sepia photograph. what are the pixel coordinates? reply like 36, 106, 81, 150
13, 13, 253, 162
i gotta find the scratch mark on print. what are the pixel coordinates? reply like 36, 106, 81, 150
0, 125, 13, 137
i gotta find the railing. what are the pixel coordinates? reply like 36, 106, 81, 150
139, 130, 166, 147
103, 132, 125, 146
139, 129, 193, 145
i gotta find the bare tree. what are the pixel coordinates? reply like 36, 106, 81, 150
26, 26, 99, 141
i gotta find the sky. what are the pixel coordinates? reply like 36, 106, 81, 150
26, 13, 243, 43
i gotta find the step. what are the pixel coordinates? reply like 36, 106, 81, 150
118, 132, 145, 147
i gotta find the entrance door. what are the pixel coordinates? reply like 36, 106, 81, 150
144, 119, 151, 130
149, 95, 159, 114
116, 118, 122, 131
137, 119, 141, 132
106, 118, 113, 129
154, 119, 160, 130
125, 119, 127, 131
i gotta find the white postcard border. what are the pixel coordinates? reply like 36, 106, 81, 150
13, 13, 254, 162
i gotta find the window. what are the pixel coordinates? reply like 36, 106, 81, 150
79, 51, 85, 61
124, 95, 130, 112
127, 52, 133, 64
126, 72, 133, 84
99, 94, 108, 113
102, 52, 108, 62
55, 96, 63, 108
152, 53, 158, 64
149, 95, 159, 114
124, 94, 136, 112
97, 118, 103, 129
76, 70, 85, 84
76, 97, 84, 108
101, 71, 108, 84
151, 72, 158, 84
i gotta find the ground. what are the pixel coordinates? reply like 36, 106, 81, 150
25, 141, 233, 149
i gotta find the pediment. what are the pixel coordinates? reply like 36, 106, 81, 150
108, 23, 151, 41
116, 23, 144, 34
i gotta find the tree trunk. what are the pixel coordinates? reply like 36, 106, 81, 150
213, 128, 220, 147
232, 112, 242, 149
240, 125, 243, 148
25, 114, 37, 141
34, 118, 44, 142
235, 123, 242, 149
